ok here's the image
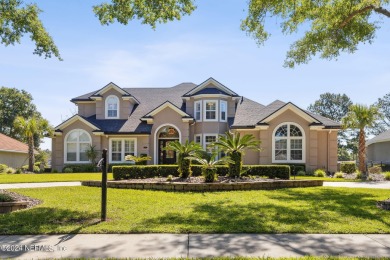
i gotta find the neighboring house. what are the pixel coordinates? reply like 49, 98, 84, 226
0, 133, 31, 168
367, 129, 390, 163
52, 78, 341, 172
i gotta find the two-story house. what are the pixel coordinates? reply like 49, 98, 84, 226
52, 78, 340, 172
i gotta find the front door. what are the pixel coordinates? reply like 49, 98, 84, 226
158, 139, 178, 164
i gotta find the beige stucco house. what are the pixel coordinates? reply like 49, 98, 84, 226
367, 129, 390, 163
0, 133, 31, 168
52, 78, 340, 172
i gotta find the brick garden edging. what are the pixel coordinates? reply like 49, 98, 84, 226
81, 180, 323, 191
0, 201, 29, 214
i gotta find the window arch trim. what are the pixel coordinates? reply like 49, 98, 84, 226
105, 95, 120, 119
64, 129, 92, 163
272, 122, 306, 163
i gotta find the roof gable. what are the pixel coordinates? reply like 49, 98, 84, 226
258, 102, 321, 124
367, 129, 390, 145
183, 77, 238, 97
0, 133, 32, 154
141, 101, 192, 121
94, 82, 130, 96
54, 115, 101, 132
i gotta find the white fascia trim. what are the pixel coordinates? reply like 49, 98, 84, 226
193, 94, 230, 99
92, 132, 105, 136
187, 78, 236, 96
53, 132, 63, 136
122, 96, 139, 104
55, 115, 100, 131
0, 149, 28, 154
255, 125, 269, 130
74, 101, 95, 104
146, 102, 190, 117
367, 138, 390, 146
309, 125, 325, 130
90, 96, 102, 101
203, 100, 219, 122
261, 103, 320, 124
182, 118, 194, 123
95, 82, 128, 96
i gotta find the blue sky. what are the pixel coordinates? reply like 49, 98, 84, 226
1, 0, 389, 150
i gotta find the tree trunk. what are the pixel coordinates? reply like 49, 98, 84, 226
28, 135, 35, 172
358, 128, 366, 175
229, 151, 242, 178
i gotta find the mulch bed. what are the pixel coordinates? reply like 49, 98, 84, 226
0, 189, 41, 208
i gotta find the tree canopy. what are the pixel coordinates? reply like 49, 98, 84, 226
0, 86, 45, 148
2, 0, 389, 66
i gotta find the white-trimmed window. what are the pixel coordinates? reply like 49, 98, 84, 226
203, 134, 218, 153
105, 95, 119, 119
203, 100, 218, 121
194, 134, 202, 145
273, 123, 305, 163
194, 100, 202, 121
109, 138, 136, 162
65, 129, 91, 163
220, 100, 227, 122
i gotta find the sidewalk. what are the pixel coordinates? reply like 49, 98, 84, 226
0, 234, 389, 258
0, 182, 81, 189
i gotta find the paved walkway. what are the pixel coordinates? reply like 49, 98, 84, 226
0, 234, 389, 258
323, 181, 390, 189
0, 182, 81, 189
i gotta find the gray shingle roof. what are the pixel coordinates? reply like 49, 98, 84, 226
70, 81, 340, 133
367, 129, 390, 145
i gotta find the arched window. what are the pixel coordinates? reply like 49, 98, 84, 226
65, 129, 91, 162
273, 123, 305, 163
105, 95, 119, 118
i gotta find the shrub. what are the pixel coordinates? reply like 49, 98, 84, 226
0, 193, 14, 202
15, 168, 22, 174
6, 167, 15, 174
314, 169, 326, 177
383, 172, 390, 180
0, 164, 8, 173
287, 164, 306, 176
340, 162, 356, 174
356, 170, 363, 179
112, 165, 290, 180
166, 175, 173, 181
296, 170, 306, 176
22, 165, 41, 173
64, 168, 73, 173
334, 172, 344, 178
368, 166, 382, 174
202, 167, 217, 183
63, 164, 96, 173
108, 163, 134, 172
52, 169, 59, 173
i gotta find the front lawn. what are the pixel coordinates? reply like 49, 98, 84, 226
1, 186, 389, 234
0, 173, 113, 184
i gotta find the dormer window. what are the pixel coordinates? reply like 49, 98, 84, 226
204, 100, 218, 121
105, 95, 119, 119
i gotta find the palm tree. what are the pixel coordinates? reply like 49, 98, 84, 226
164, 140, 202, 178
186, 152, 234, 182
342, 104, 382, 175
211, 132, 261, 178
13, 116, 52, 172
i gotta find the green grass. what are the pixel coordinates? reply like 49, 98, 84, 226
292, 176, 361, 182
0, 173, 113, 184
1, 186, 389, 234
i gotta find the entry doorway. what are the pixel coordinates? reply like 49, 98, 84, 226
156, 125, 180, 165
158, 139, 178, 164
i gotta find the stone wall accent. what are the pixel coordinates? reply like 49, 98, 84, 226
0, 201, 29, 214
82, 180, 323, 191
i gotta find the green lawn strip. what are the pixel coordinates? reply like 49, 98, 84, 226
292, 176, 361, 182
1, 186, 389, 234
0, 173, 113, 184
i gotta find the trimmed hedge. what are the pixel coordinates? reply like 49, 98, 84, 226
63, 164, 97, 173
113, 165, 290, 180
340, 162, 356, 174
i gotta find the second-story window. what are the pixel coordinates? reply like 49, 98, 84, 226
220, 100, 227, 122
106, 95, 119, 119
194, 100, 202, 121
204, 100, 218, 121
